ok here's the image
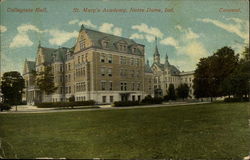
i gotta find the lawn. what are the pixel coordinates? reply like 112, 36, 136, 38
0, 102, 249, 159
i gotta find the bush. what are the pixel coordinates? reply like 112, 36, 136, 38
224, 97, 249, 102
113, 101, 140, 107
0, 103, 12, 111
36, 100, 96, 108
141, 95, 163, 104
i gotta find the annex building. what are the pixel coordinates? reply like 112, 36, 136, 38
23, 25, 194, 104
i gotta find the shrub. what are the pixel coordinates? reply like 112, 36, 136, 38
224, 97, 249, 102
0, 103, 12, 111
113, 101, 140, 107
36, 100, 96, 108
141, 95, 163, 104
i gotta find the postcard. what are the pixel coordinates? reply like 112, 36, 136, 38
0, 0, 249, 159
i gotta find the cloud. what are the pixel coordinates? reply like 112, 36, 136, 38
9, 24, 45, 48
0, 25, 7, 33
132, 23, 164, 38
48, 30, 78, 46
197, 18, 249, 44
10, 33, 33, 48
160, 37, 179, 48
69, 19, 97, 29
184, 28, 200, 40
175, 25, 184, 32
129, 33, 144, 39
99, 23, 122, 36
180, 41, 208, 59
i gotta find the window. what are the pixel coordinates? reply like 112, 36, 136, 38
121, 83, 124, 91
137, 83, 140, 91
60, 64, 63, 72
124, 83, 127, 91
109, 81, 112, 90
108, 68, 112, 77
101, 81, 106, 90
135, 59, 139, 66
100, 53, 105, 63
79, 38, 85, 50
102, 96, 106, 103
83, 82, 86, 91
68, 63, 71, 70
131, 70, 135, 77
103, 41, 108, 48
101, 67, 105, 76
132, 83, 135, 91
133, 48, 137, 53
138, 95, 141, 102
69, 86, 71, 93
120, 69, 124, 77
82, 55, 84, 62
130, 58, 134, 65
65, 75, 68, 82
108, 54, 112, 63
132, 95, 135, 101
78, 56, 80, 64
120, 56, 126, 64
110, 96, 113, 103
68, 74, 71, 82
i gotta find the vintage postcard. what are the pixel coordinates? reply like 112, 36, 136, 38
0, 0, 249, 159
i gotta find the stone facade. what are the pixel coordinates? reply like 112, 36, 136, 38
22, 25, 194, 105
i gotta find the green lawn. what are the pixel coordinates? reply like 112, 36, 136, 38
0, 102, 249, 159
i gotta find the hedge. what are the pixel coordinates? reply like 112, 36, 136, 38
113, 101, 140, 107
0, 103, 12, 111
36, 100, 95, 108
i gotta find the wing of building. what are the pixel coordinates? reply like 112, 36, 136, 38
22, 25, 194, 105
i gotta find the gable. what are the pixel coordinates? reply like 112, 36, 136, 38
74, 30, 92, 53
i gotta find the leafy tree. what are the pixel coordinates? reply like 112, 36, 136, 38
176, 83, 189, 100
36, 66, 57, 95
193, 46, 238, 101
167, 83, 176, 100
1, 71, 25, 106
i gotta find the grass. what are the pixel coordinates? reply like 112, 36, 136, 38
0, 102, 249, 159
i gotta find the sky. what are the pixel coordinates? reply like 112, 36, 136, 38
0, 0, 249, 75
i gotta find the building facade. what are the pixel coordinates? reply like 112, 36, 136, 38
23, 25, 194, 105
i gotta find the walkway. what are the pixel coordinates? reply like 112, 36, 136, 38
0, 102, 211, 114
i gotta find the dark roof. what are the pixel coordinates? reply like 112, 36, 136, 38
153, 62, 180, 75
145, 64, 153, 73
83, 28, 143, 55
154, 45, 160, 57
40, 46, 69, 63
40, 47, 57, 63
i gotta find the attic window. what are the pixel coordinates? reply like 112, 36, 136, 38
79, 38, 86, 50
118, 44, 127, 52
103, 41, 108, 48
132, 47, 137, 53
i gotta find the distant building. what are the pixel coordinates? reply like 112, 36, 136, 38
22, 25, 194, 105
150, 37, 194, 98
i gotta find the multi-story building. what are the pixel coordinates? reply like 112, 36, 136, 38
22, 25, 194, 105
150, 38, 194, 98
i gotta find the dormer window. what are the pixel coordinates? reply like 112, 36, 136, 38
79, 36, 85, 50
132, 47, 137, 53
103, 41, 108, 48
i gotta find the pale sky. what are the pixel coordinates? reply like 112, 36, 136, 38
0, 0, 249, 75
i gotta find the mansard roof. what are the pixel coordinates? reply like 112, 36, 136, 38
39, 46, 69, 63
82, 28, 144, 55
153, 62, 180, 75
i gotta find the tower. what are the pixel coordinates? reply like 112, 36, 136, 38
153, 37, 160, 64
165, 52, 170, 66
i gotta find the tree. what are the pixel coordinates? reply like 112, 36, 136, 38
36, 66, 57, 95
1, 71, 25, 107
167, 84, 176, 100
193, 46, 238, 101
176, 83, 189, 100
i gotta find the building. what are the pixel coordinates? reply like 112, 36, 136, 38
150, 38, 194, 98
22, 25, 194, 105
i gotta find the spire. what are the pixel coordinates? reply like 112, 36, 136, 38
165, 52, 169, 66
154, 37, 160, 57
38, 40, 41, 48
153, 36, 160, 64
80, 24, 85, 31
